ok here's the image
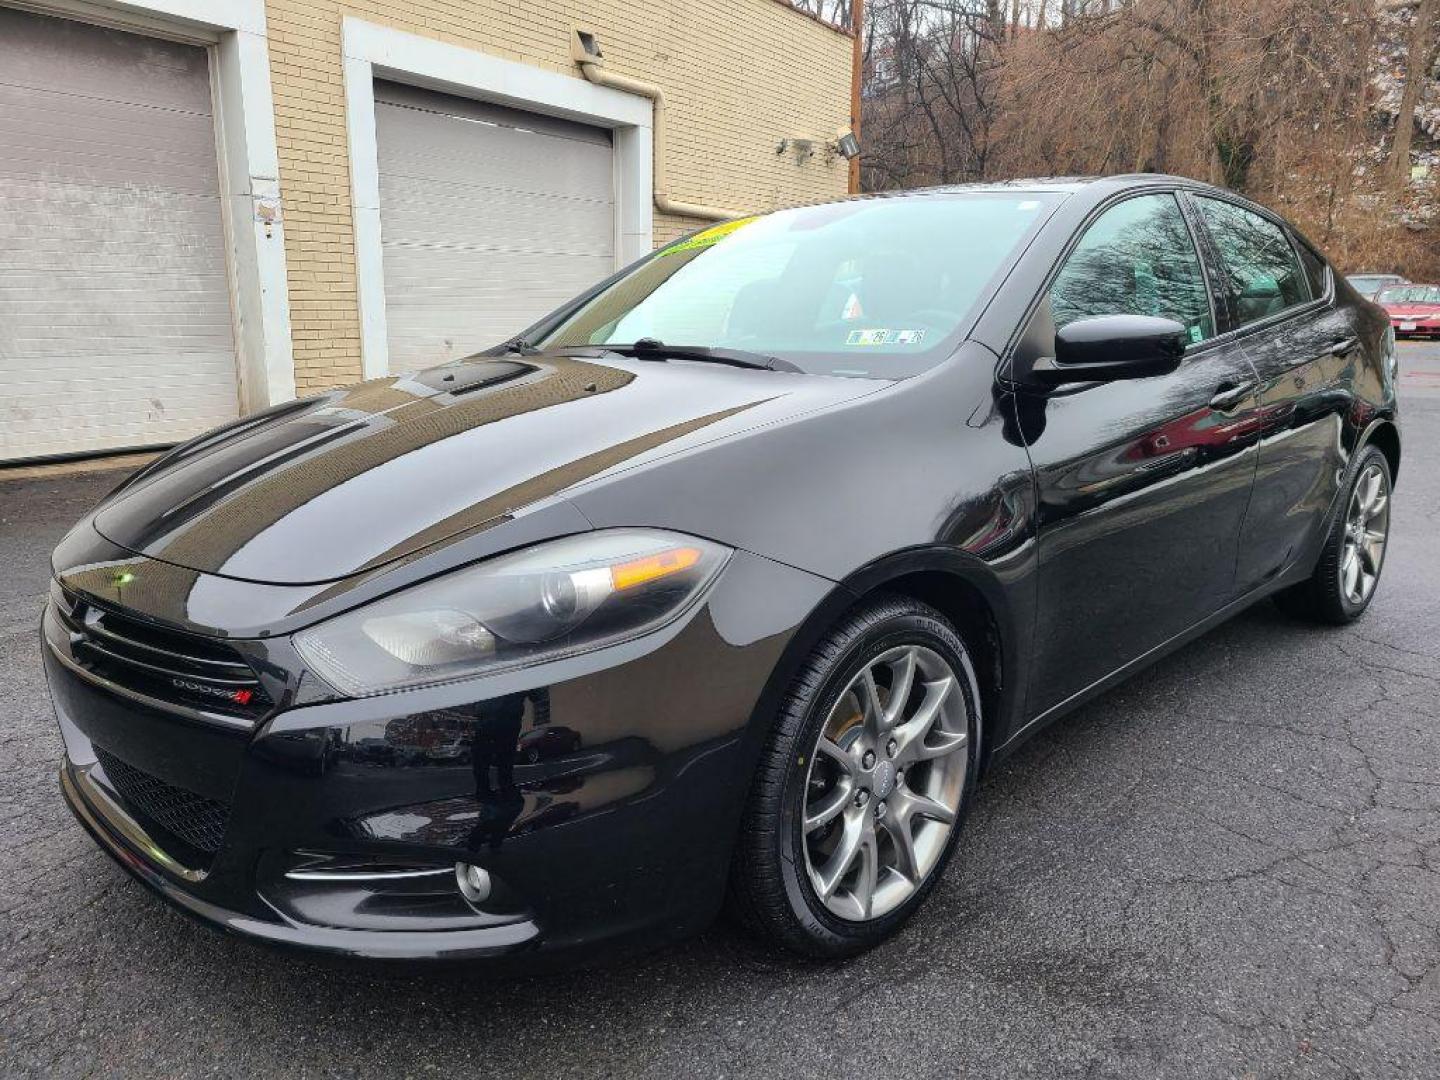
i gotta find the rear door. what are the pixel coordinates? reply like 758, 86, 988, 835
1186, 194, 1358, 593
1015, 190, 1266, 717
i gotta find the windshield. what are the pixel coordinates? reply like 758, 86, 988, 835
531, 192, 1063, 377
1349, 275, 1400, 294
1379, 284, 1440, 304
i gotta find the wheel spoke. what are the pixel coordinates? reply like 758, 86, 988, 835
858, 668, 885, 735
1341, 546, 1361, 599
1360, 470, 1381, 515
883, 649, 918, 730
1366, 491, 1388, 522
805, 781, 853, 833
853, 829, 880, 918
880, 813, 921, 884
815, 811, 866, 899
897, 787, 957, 826
910, 727, 968, 763
1361, 532, 1385, 574
893, 676, 949, 745
894, 677, 967, 764
816, 736, 856, 778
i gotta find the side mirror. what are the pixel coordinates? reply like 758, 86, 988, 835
1028, 314, 1187, 386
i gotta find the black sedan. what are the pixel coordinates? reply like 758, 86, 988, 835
44, 175, 1400, 964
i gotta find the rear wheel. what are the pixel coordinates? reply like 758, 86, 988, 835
728, 595, 981, 957
1275, 445, 1392, 624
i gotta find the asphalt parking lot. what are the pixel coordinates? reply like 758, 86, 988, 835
3, 342, 1439, 1079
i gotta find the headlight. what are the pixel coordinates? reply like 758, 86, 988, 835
294, 529, 730, 697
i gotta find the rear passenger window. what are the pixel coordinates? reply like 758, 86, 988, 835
1049, 193, 1214, 343
1193, 197, 1310, 326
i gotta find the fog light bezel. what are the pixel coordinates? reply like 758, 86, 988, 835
456, 862, 493, 904
257, 850, 523, 932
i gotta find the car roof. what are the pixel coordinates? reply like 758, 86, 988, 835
867, 174, 1230, 198
765, 175, 1254, 221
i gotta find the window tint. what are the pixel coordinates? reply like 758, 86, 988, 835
1296, 241, 1328, 300
534, 193, 1061, 377
1194, 197, 1309, 326
1049, 193, 1214, 343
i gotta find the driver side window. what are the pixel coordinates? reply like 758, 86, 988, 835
1050, 193, 1214, 344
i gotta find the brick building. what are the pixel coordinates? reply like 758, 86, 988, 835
0, 0, 854, 462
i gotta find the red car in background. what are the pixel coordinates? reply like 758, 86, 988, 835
1377, 283, 1440, 338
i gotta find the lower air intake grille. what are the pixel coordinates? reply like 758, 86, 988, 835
94, 748, 230, 856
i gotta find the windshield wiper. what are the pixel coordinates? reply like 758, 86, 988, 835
599, 338, 801, 372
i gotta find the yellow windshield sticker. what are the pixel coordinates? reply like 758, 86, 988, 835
659, 216, 759, 256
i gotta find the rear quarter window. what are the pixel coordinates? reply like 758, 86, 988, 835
1295, 241, 1329, 300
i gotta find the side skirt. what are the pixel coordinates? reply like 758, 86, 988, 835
989, 575, 1292, 764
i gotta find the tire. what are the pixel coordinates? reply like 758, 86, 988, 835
727, 594, 982, 958
1274, 444, 1393, 625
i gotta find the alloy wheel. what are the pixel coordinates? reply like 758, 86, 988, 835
1340, 461, 1389, 606
801, 645, 971, 921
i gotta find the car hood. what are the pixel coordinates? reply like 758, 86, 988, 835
91, 354, 882, 585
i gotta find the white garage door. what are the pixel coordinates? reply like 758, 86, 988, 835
0, 8, 237, 462
375, 82, 616, 372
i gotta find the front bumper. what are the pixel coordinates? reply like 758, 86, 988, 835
59, 760, 540, 961
46, 549, 833, 964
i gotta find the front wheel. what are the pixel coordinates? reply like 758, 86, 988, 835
727, 596, 981, 958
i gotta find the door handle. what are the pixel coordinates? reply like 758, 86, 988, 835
1297, 336, 1359, 366
1210, 381, 1257, 410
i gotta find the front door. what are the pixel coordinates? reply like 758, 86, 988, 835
1013, 192, 1266, 717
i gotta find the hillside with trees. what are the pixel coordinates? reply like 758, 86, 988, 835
834, 0, 1439, 278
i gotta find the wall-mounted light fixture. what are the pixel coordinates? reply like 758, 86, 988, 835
776, 138, 817, 162
778, 129, 859, 165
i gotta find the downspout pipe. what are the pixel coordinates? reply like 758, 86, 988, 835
849, 0, 863, 194
576, 55, 740, 222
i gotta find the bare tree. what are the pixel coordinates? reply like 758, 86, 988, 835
860, 0, 1438, 279
787, 0, 856, 30
859, 0, 1004, 189
1389, 0, 1439, 183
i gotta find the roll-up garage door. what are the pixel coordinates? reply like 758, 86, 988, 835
0, 8, 238, 462
375, 81, 616, 372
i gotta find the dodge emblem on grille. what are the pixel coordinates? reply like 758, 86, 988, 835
171, 677, 253, 705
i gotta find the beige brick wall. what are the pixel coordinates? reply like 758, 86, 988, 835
264, 0, 853, 393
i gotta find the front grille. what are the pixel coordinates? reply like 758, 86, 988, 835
52, 586, 270, 721
94, 747, 231, 857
